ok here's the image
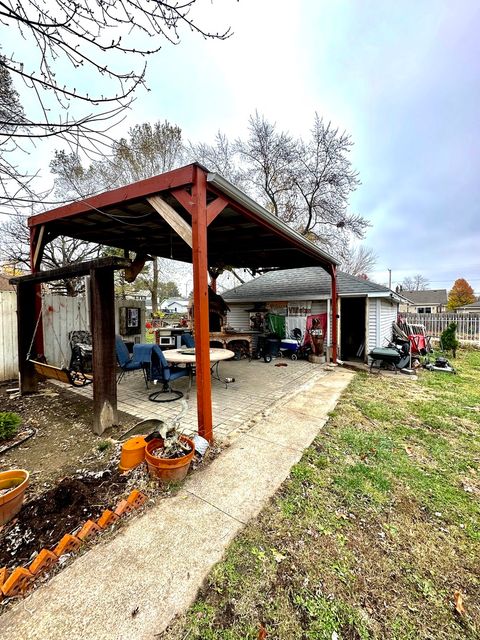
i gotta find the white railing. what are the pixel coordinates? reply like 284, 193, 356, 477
401, 313, 480, 345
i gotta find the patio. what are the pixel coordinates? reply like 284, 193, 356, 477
70, 358, 330, 440
12, 163, 339, 439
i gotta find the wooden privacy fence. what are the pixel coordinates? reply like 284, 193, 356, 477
0, 291, 18, 381
0, 293, 89, 382
402, 313, 480, 345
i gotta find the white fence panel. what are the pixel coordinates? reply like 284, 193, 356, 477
42, 295, 89, 366
403, 312, 480, 345
0, 291, 18, 382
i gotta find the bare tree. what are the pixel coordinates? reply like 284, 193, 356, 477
45, 120, 187, 304
401, 274, 430, 291
0, 1, 231, 210
0, 212, 101, 294
191, 111, 368, 259
236, 112, 297, 219
189, 131, 246, 189
339, 246, 377, 278
292, 115, 365, 254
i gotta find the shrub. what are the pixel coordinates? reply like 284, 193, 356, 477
440, 322, 460, 357
0, 412, 22, 441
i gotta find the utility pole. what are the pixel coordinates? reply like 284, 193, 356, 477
388, 269, 392, 289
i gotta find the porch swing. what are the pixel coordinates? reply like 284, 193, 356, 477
27, 301, 93, 388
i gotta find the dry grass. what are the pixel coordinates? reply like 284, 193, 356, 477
161, 350, 480, 640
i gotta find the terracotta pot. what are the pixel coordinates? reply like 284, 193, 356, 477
145, 436, 195, 483
0, 469, 29, 525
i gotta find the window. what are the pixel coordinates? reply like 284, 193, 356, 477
417, 307, 431, 314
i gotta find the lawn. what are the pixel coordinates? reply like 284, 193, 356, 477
163, 349, 480, 640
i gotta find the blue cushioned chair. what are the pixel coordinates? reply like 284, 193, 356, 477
115, 335, 148, 387
181, 333, 195, 348
148, 344, 190, 403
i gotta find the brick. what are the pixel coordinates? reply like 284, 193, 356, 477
76, 519, 102, 542
0, 567, 8, 601
114, 499, 135, 517
97, 509, 119, 529
53, 534, 82, 557
1, 567, 34, 598
29, 549, 58, 576
127, 489, 148, 509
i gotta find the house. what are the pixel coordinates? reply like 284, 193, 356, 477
398, 289, 447, 313
160, 298, 189, 314
455, 299, 480, 313
222, 268, 406, 361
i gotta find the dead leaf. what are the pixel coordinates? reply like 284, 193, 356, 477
258, 623, 267, 639
404, 445, 414, 456
454, 590, 466, 615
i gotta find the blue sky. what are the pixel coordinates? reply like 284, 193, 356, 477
3, 0, 480, 292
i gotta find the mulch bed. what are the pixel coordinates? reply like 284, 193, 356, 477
0, 469, 129, 570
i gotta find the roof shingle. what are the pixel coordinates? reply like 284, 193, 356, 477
222, 268, 394, 301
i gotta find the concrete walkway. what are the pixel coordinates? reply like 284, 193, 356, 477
0, 368, 354, 640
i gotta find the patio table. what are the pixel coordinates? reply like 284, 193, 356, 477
162, 347, 235, 387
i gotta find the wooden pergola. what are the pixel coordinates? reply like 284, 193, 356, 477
14, 163, 339, 440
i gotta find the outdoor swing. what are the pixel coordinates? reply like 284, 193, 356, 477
27, 300, 93, 388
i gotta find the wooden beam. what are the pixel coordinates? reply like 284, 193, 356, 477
32, 225, 45, 271
170, 187, 194, 215
330, 265, 338, 363
17, 282, 39, 394
191, 167, 213, 442
207, 196, 228, 226
90, 267, 117, 435
147, 194, 193, 248
29, 227, 45, 363
28, 163, 195, 228
10, 257, 130, 286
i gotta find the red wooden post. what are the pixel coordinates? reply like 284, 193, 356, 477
89, 267, 117, 435
191, 167, 213, 442
29, 227, 45, 359
330, 265, 338, 363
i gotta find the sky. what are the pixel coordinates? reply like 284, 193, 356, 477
2, 0, 480, 293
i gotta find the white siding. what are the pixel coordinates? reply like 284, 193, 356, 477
311, 301, 327, 315
226, 303, 251, 330
0, 291, 18, 382
366, 297, 397, 355
379, 298, 397, 346
366, 298, 378, 354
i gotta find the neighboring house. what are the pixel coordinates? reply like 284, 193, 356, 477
222, 268, 406, 362
399, 289, 448, 313
456, 299, 480, 313
160, 298, 189, 314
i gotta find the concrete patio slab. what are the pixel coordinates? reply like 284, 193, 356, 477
0, 367, 354, 640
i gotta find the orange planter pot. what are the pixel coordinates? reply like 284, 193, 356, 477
119, 436, 147, 472
145, 436, 195, 483
0, 469, 29, 526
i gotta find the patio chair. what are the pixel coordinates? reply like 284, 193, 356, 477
69, 330, 93, 373
148, 344, 190, 403
115, 335, 148, 387
181, 333, 195, 348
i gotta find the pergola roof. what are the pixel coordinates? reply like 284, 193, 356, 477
28, 163, 337, 272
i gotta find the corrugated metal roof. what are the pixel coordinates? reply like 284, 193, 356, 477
222, 268, 396, 301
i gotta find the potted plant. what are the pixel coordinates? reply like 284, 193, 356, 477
0, 469, 30, 525
144, 424, 195, 483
